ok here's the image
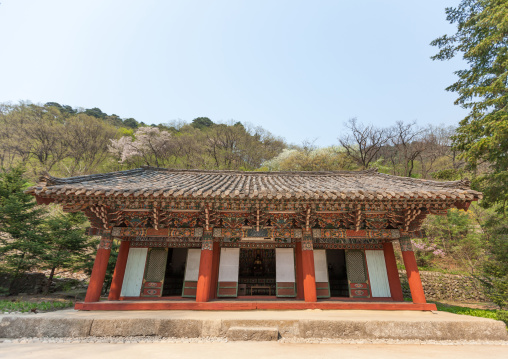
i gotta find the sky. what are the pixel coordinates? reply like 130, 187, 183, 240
0, 0, 466, 146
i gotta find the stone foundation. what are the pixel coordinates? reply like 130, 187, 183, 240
1, 310, 506, 341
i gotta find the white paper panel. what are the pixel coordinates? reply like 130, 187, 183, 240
184, 249, 201, 281
218, 248, 240, 282
365, 250, 391, 297
313, 250, 329, 283
120, 248, 148, 297
276, 248, 295, 283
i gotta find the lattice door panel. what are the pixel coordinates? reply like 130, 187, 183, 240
141, 248, 168, 297
345, 250, 371, 298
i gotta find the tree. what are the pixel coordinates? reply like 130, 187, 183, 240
123, 118, 139, 129
262, 142, 355, 172
40, 211, 92, 293
5, 103, 69, 176
386, 121, 428, 177
191, 117, 214, 129
0, 167, 47, 293
109, 127, 174, 167
431, 0, 508, 214
338, 118, 389, 169
63, 114, 118, 176
45, 102, 76, 115
480, 216, 508, 309
84, 107, 107, 119
432, 0, 508, 307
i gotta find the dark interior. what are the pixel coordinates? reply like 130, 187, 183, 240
326, 249, 349, 297
162, 248, 187, 296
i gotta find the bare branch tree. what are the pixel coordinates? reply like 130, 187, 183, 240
387, 121, 427, 177
338, 118, 389, 169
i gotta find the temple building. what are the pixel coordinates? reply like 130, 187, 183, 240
27, 167, 481, 311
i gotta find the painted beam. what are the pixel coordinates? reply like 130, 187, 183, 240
107, 227, 403, 240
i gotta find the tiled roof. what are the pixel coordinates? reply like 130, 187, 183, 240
27, 166, 482, 201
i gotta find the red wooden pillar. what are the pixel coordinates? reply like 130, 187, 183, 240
295, 241, 304, 300
301, 231, 317, 302
108, 240, 130, 301
209, 240, 220, 300
400, 238, 427, 304
196, 230, 214, 302
84, 235, 113, 303
382, 241, 404, 301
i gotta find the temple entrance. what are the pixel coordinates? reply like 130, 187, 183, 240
162, 248, 188, 296
238, 249, 276, 296
326, 249, 349, 297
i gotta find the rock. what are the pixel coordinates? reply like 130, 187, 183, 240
90, 318, 160, 337
0, 316, 92, 338
226, 326, 279, 341
158, 319, 202, 338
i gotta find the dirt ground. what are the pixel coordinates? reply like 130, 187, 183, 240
1, 342, 507, 359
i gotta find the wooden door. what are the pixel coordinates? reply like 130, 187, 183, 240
275, 248, 296, 297
120, 248, 148, 297
313, 249, 330, 298
345, 250, 371, 298
141, 248, 168, 297
365, 250, 391, 297
182, 249, 200, 298
217, 248, 240, 297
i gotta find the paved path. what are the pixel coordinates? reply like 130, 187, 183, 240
1, 342, 507, 359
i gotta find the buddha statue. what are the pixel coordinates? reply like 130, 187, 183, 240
252, 254, 264, 276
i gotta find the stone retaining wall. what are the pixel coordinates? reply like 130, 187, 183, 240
0, 272, 86, 296
399, 270, 487, 302
0, 272, 47, 296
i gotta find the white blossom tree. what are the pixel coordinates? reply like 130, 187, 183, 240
108, 127, 174, 167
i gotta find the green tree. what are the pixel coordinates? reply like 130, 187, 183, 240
480, 217, 508, 309
191, 117, 214, 129
40, 211, 92, 293
431, 0, 508, 214
420, 207, 486, 275
123, 118, 139, 129
84, 107, 107, 119
432, 0, 508, 307
0, 167, 47, 293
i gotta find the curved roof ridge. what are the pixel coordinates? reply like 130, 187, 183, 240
139, 166, 379, 176
38, 168, 146, 186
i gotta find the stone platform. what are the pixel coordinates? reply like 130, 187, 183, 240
1, 309, 506, 341
74, 299, 437, 311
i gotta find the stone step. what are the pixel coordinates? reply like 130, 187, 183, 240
226, 326, 279, 341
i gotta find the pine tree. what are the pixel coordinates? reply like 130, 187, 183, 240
431, 0, 508, 214
0, 167, 47, 293
41, 211, 92, 294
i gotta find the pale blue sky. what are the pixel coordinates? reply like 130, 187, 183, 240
0, 0, 464, 146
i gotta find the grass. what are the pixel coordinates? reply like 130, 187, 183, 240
0, 299, 74, 313
434, 302, 508, 326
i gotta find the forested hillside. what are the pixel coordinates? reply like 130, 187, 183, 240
0, 102, 286, 178
0, 102, 467, 182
